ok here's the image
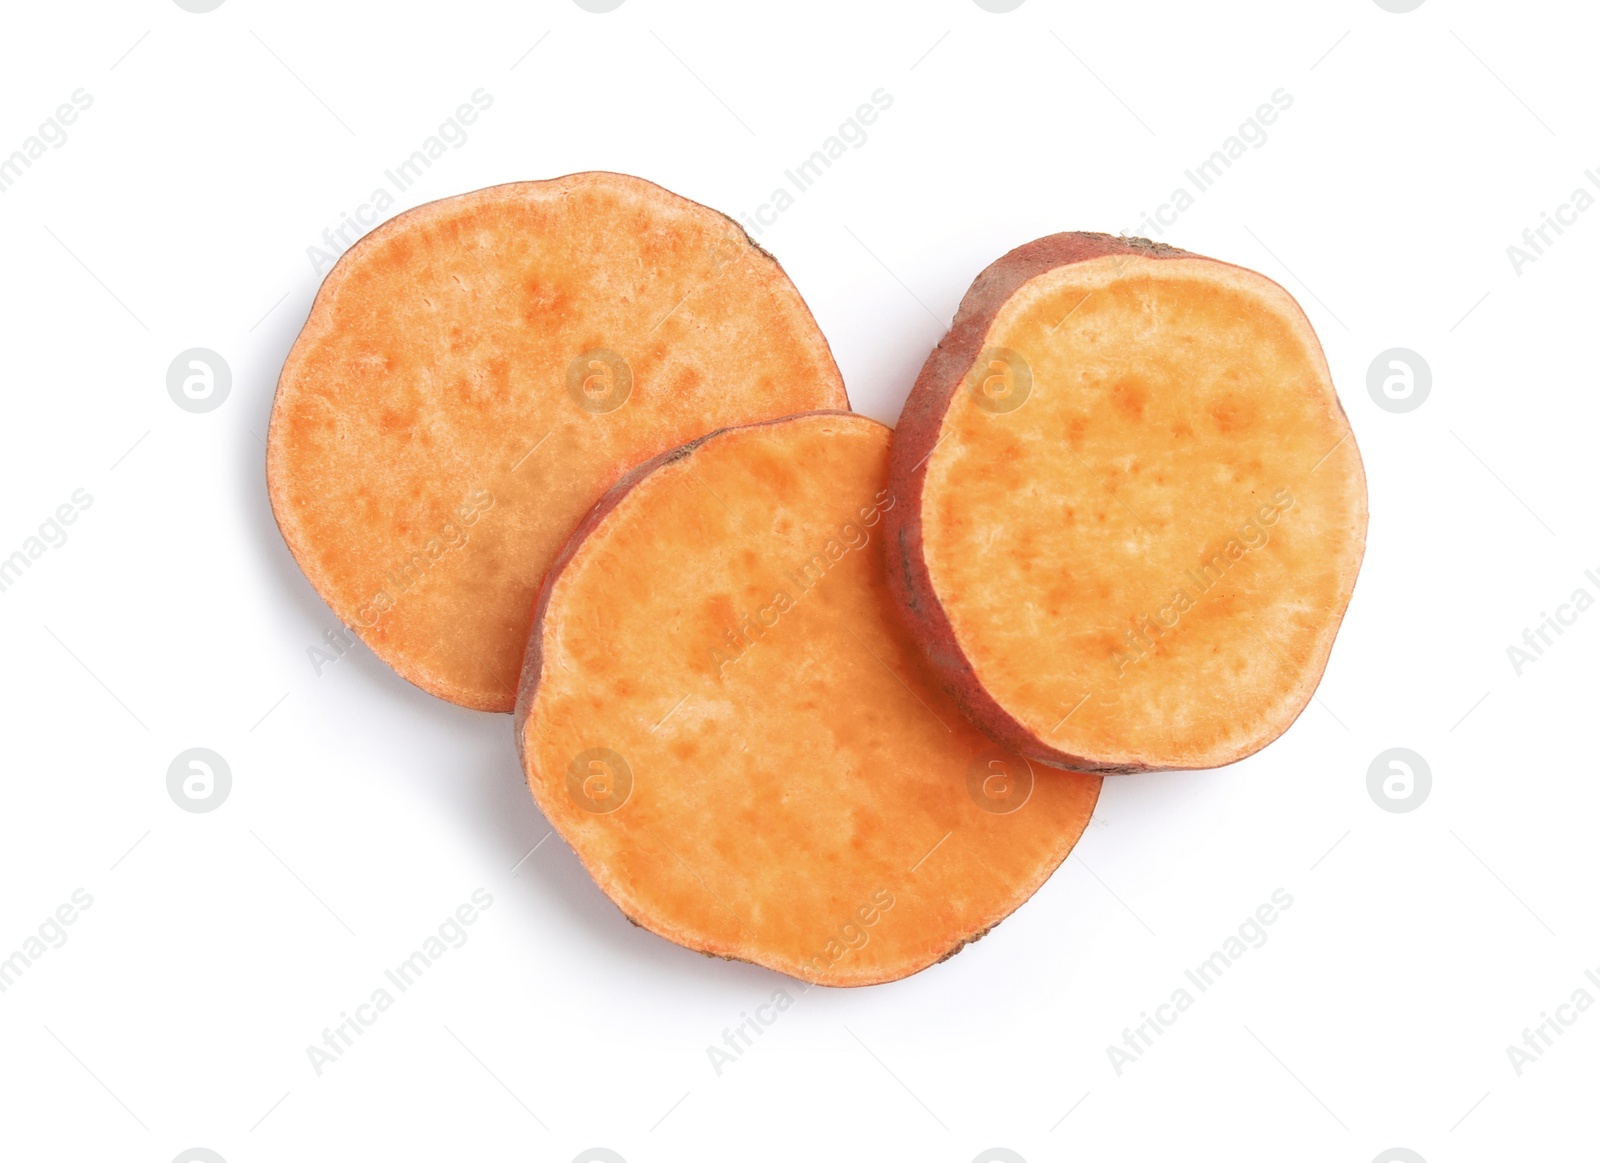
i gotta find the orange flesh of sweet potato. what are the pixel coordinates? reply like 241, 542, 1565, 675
516, 413, 1100, 985
267, 174, 847, 711
887, 234, 1367, 773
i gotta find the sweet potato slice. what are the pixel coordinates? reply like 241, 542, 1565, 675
886, 234, 1367, 773
267, 174, 847, 711
516, 412, 1100, 985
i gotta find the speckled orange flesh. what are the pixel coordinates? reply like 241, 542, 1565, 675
516, 413, 1100, 985
887, 235, 1367, 772
268, 174, 847, 711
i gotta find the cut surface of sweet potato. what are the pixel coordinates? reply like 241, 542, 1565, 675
516, 412, 1100, 986
886, 234, 1367, 773
268, 174, 847, 711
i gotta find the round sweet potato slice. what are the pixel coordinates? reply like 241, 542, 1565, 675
267, 174, 847, 711
886, 234, 1367, 773
516, 412, 1100, 986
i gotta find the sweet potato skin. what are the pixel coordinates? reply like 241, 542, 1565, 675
887, 236, 1185, 773
268, 173, 847, 712
516, 413, 1101, 985
885, 233, 1366, 773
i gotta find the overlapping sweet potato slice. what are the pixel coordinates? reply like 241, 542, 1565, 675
268, 173, 847, 711
886, 234, 1367, 773
516, 412, 1100, 985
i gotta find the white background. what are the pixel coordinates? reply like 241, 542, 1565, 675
0, 1, 1595, 1160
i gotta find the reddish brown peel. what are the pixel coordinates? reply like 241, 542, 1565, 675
886, 233, 1368, 773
